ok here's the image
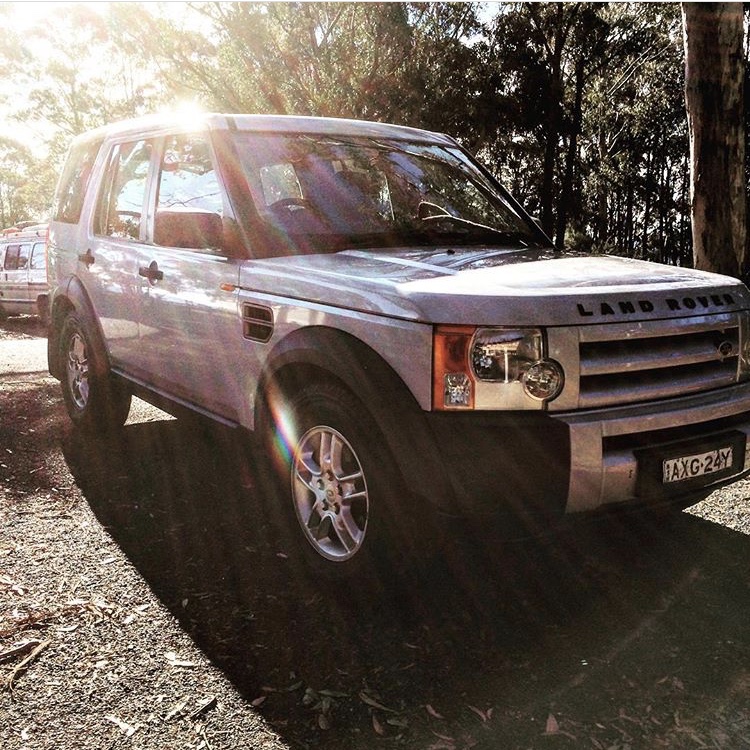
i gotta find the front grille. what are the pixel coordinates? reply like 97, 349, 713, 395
577, 314, 742, 409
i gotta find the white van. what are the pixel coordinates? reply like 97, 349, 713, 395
0, 224, 49, 322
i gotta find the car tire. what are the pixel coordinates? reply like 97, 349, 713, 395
59, 311, 131, 431
262, 380, 416, 586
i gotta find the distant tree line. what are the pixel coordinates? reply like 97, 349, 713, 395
0, 2, 747, 270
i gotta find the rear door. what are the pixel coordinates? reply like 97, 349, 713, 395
86, 137, 154, 374
2, 242, 33, 307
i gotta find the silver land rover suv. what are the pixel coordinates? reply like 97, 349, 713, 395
47, 113, 750, 577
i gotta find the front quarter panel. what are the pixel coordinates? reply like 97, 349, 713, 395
236, 289, 434, 429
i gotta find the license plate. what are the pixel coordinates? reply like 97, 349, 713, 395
663, 446, 733, 484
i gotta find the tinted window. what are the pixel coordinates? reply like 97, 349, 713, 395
53, 139, 102, 224
232, 133, 538, 254
95, 140, 152, 240
3, 243, 32, 271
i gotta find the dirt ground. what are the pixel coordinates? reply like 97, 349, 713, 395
1, 315, 750, 750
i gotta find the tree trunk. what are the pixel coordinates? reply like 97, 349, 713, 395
555, 55, 585, 246
626, 182, 634, 256
641, 147, 653, 257
682, 2, 746, 276
596, 128, 608, 247
680, 153, 691, 265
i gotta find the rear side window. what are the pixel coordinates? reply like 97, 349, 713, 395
3, 243, 31, 270
95, 140, 153, 241
53, 139, 102, 224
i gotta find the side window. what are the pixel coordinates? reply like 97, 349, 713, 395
53, 139, 102, 224
154, 134, 223, 249
3, 243, 31, 271
30, 242, 46, 270
95, 140, 152, 240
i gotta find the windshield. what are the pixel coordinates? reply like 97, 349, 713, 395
231, 133, 541, 254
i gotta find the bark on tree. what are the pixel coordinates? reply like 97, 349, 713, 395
682, 2, 746, 277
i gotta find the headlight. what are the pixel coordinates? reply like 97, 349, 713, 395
433, 325, 564, 410
471, 328, 542, 382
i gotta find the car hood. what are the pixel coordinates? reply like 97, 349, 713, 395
241, 247, 750, 326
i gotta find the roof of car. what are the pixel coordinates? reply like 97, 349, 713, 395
70, 113, 455, 147
1, 223, 47, 239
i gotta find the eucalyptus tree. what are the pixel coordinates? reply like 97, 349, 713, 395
5, 4, 160, 153
483, 3, 612, 245
113, 2, 412, 117
682, 2, 746, 277
483, 2, 692, 261
113, 1, 484, 130
579, 3, 688, 263
0, 137, 53, 226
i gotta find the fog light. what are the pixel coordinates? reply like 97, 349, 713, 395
522, 360, 563, 401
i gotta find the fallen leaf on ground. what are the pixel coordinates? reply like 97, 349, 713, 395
164, 651, 197, 668
164, 699, 188, 721
544, 713, 559, 735
372, 713, 385, 735
425, 704, 445, 720
359, 691, 397, 713
468, 704, 491, 722
105, 715, 137, 737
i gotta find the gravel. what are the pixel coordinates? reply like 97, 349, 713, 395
2, 315, 750, 749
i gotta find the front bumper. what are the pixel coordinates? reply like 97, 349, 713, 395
558, 381, 750, 512
423, 382, 750, 518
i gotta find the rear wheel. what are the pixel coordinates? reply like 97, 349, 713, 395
59, 312, 131, 431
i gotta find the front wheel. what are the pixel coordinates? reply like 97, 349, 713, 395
292, 423, 371, 562
59, 312, 131, 431
263, 381, 417, 583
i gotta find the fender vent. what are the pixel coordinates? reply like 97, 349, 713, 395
242, 303, 274, 342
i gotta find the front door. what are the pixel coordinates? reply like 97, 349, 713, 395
136, 132, 242, 422
28, 241, 48, 308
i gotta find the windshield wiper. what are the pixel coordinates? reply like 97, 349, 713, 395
420, 214, 534, 246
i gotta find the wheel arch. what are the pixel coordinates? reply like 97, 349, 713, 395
48, 276, 109, 380
256, 326, 455, 511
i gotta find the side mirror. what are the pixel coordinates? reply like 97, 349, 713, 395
154, 210, 224, 251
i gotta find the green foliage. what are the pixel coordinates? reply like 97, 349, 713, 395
0, 137, 55, 227
0, 1, 744, 260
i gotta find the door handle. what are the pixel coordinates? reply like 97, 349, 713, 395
138, 261, 164, 283
77, 249, 95, 267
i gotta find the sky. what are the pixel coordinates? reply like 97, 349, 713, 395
0, 2, 105, 149
0, 1, 207, 151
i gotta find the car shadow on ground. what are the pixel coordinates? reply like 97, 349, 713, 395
61, 411, 750, 749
